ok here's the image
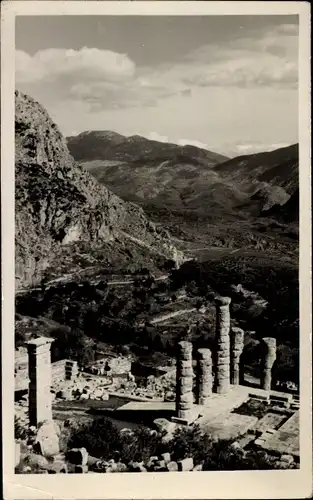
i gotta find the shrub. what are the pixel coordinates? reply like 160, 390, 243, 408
168, 424, 214, 465
67, 418, 165, 463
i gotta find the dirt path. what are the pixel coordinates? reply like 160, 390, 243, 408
148, 307, 197, 325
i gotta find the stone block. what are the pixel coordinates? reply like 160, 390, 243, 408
157, 460, 166, 468
166, 461, 178, 472
34, 421, 60, 458
177, 360, 193, 370
280, 454, 294, 465
193, 463, 203, 471
254, 439, 265, 446
153, 465, 167, 472
161, 452, 171, 464
66, 447, 88, 466
48, 461, 68, 473
216, 356, 230, 365
74, 465, 88, 473
177, 457, 194, 471
178, 367, 193, 377
26, 453, 50, 470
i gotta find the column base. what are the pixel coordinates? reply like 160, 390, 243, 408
171, 408, 200, 425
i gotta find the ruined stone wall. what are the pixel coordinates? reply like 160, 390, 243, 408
89, 356, 131, 375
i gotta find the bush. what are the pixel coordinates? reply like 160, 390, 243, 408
168, 425, 214, 465
67, 418, 165, 463
203, 441, 274, 470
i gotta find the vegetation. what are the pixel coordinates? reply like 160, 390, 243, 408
66, 418, 277, 470
16, 247, 299, 385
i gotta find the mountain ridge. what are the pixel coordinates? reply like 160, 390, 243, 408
67, 131, 298, 219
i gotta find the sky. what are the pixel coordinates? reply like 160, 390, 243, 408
15, 15, 299, 157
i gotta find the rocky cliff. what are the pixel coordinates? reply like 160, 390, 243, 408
15, 91, 183, 288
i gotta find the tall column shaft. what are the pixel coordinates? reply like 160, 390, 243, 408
214, 297, 231, 394
176, 341, 193, 420
230, 327, 244, 385
260, 337, 276, 391
26, 337, 54, 427
196, 348, 212, 405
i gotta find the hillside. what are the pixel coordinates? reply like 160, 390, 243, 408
261, 189, 299, 223
67, 131, 235, 214
67, 132, 298, 221
214, 144, 298, 196
15, 91, 183, 289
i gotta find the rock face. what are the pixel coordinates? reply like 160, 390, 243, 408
15, 91, 183, 288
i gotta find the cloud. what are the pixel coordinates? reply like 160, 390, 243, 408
177, 138, 209, 149
15, 47, 187, 112
16, 47, 135, 84
15, 20, 298, 152
232, 142, 292, 156
163, 22, 299, 90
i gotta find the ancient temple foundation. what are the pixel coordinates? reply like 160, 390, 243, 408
214, 297, 231, 394
230, 327, 244, 385
196, 348, 213, 405
26, 337, 54, 427
260, 337, 277, 391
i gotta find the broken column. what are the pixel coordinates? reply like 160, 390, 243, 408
214, 297, 231, 394
26, 337, 54, 427
175, 341, 193, 422
65, 360, 79, 380
230, 327, 244, 385
196, 348, 212, 405
260, 337, 277, 391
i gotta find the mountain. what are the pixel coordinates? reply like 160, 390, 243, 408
67, 130, 228, 166
67, 131, 233, 214
67, 132, 298, 220
15, 91, 183, 288
213, 144, 299, 196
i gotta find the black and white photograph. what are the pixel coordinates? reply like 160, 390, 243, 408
1, 1, 311, 498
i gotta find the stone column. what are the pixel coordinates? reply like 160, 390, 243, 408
175, 341, 193, 421
26, 337, 54, 427
230, 327, 244, 385
196, 348, 212, 405
260, 337, 276, 391
65, 360, 79, 380
214, 297, 231, 394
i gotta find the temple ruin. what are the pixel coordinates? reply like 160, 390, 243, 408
172, 296, 278, 423
23, 297, 278, 433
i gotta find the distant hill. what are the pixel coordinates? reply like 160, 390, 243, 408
67, 131, 235, 214
67, 130, 228, 166
214, 144, 299, 196
67, 132, 298, 220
